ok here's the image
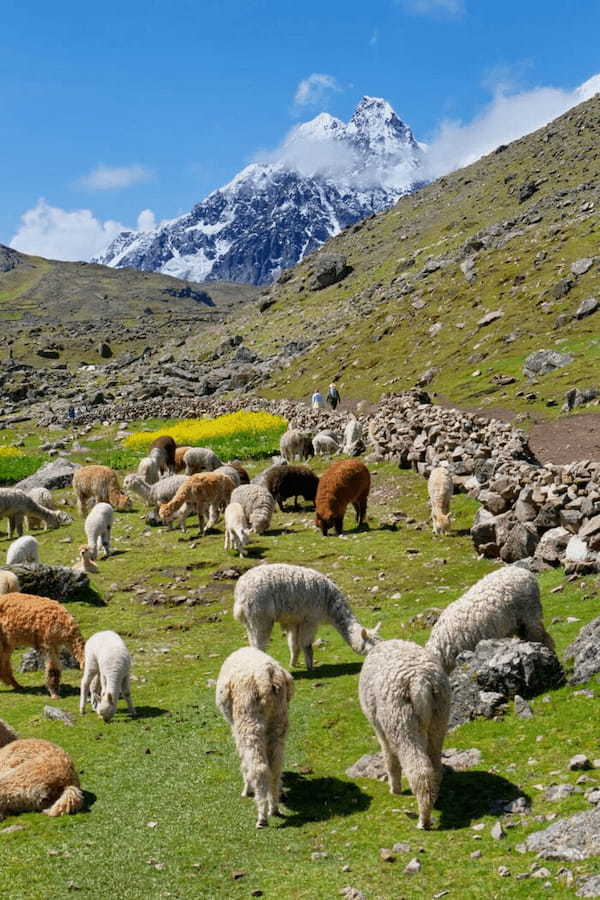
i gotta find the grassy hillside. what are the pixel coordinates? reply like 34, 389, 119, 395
218, 93, 600, 415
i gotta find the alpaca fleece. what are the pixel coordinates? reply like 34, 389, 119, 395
174, 446, 192, 472
159, 472, 233, 532
0, 489, 67, 538
224, 502, 251, 557
279, 429, 314, 462
0, 592, 85, 697
428, 466, 453, 535
233, 563, 380, 669
149, 435, 176, 475
73, 466, 131, 516
136, 456, 160, 485
7, 535, 40, 566
216, 647, 293, 828
26, 487, 55, 531
0, 718, 84, 819
213, 464, 242, 487
80, 630, 136, 722
124, 473, 187, 512
426, 566, 554, 673
359, 639, 450, 829
230, 485, 275, 535
312, 433, 339, 456
228, 461, 250, 484
263, 465, 319, 511
84, 503, 113, 559
315, 458, 371, 536
72, 545, 98, 574
183, 446, 223, 475
0, 570, 20, 594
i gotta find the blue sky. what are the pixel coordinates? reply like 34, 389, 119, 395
2, 0, 600, 258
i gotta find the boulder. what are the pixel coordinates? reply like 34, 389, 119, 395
576, 297, 599, 319
565, 536, 590, 563
517, 181, 538, 203
534, 527, 570, 565
523, 349, 574, 378
310, 254, 351, 290
20, 647, 79, 672
577, 875, 600, 898
565, 616, 600, 685
99, 342, 113, 358
16, 458, 80, 491
525, 805, 600, 860
500, 522, 539, 562
6, 564, 89, 602
571, 258, 594, 277
580, 515, 600, 539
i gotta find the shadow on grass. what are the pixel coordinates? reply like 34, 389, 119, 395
73, 585, 106, 607
292, 662, 363, 681
281, 771, 371, 826
3, 682, 81, 698
436, 769, 530, 829
127, 705, 170, 720
81, 790, 97, 813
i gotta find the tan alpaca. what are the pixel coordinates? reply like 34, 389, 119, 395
427, 466, 453, 535
72, 545, 99, 574
72, 465, 132, 516
0, 718, 84, 819
159, 472, 234, 533
0, 593, 85, 698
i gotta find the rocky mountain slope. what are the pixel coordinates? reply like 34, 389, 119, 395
95, 97, 423, 285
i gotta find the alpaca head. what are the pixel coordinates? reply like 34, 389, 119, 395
97, 690, 117, 723
79, 545, 99, 573
433, 513, 451, 535
358, 622, 382, 654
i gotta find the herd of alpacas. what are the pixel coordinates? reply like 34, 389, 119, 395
0, 418, 556, 831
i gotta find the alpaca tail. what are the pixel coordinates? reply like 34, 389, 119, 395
43, 785, 84, 817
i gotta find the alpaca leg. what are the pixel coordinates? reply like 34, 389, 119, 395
247, 623, 272, 653
287, 628, 301, 667
521, 619, 555, 652
403, 738, 436, 830
45, 650, 62, 699
0, 650, 22, 690
79, 662, 97, 714
267, 732, 285, 816
426, 724, 446, 806
376, 728, 402, 795
122, 675, 136, 717
301, 623, 319, 670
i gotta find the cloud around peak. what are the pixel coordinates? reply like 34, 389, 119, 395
77, 163, 152, 191
293, 73, 341, 108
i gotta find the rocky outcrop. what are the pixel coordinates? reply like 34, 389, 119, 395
16, 459, 80, 491
565, 617, 600, 684
525, 805, 600, 860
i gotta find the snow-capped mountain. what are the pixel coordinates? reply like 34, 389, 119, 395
95, 97, 424, 285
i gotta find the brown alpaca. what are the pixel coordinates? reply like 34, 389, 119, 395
174, 446, 191, 472
0, 718, 84, 819
315, 459, 371, 536
0, 593, 85, 698
159, 472, 233, 534
150, 435, 177, 475
228, 460, 250, 484
72, 465, 131, 516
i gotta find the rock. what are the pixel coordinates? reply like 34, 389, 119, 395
534, 527, 570, 564
571, 258, 594, 277
345, 753, 388, 781
500, 522, 539, 562
523, 350, 574, 378
490, 821, 505, 840
99, 342, 113, 358
545, 784, 576, 801
580, 515, 600, 539
514, 695, 534, 718
577, 875, 600, 897
565, 616, 600, 684
576, 297, 599, 319
569, 755, 592, 772
551, 278, 574, 299
310, 254, 351, 290
474, 640, 565, 699
525, 805, 600, 860
379, 848, 396, 863
564, 387, 599, 411
565, 536, 590, 563
517, 181, 538, 203
43, 706, 74, 725
340, 889, 366, 900
16, 459, 80, 491
478, 310, 503, 327
20, 647, 79, 672
7, 564, 89, 602
441, 747, 482, 770
404, 858, 421, 874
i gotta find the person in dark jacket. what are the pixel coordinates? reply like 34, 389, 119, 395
327, 383, 340, 410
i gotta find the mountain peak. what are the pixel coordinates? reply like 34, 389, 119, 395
347, 95, 417, 156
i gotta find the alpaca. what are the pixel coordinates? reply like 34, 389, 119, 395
80, 631, 135, 722
224, 503, 251, 557
159, 472, 233, 533
279, 429, 314, 462
174, 446, 192, 472
263, 465, 319, 511
183, 447, 223, 475
233, 563, 381, 669
7, 535, 40, 566
0, 593, 85, 697
84, 503, 113, 559
428, 466, 453, 535
426, 566, 554, 673
0, 489, 70, 538
0, 718, 84, 819
230, 485, 275, 535
149, 435, 176, 475
216, 648, 294, 828
312, 433, 339, 456
123, 473, 187, 513
72, 466, 131, 516
136, 456, 160, 485
0, 570, 20, 594
358, 639, 451, 829
228, 460, 250, 484
26, 487, 55, 531
315, 458, 371, 536
72, 545, 99, 574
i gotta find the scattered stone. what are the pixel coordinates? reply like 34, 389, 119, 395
565, 616, 600, 684
571, 258, 594, 277
526, 805, 600, 860
569, 755, 592, 772
404, 858, 421, 874
576, 297, 599, 319
545, 784, 576, 801
43, 706, 74, 726
379, 848, 396, 863
514, 695, 534, 718
577, 875, 600, 897
491, 821, 505, 840
340, 888, 366, 900
523, 349, 573, 378
497, 866, 511, 877
478, 310, 503, 327
310, 254, 351, 290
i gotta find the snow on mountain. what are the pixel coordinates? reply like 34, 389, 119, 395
95, 96, 424, 285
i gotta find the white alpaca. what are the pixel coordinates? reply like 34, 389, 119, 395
123, 473, 187, 513
213, 465, 242, 487
230, 485, 275, 535
233, 563, 381, 669
0, 570, 20, 593
136, 456, 160, 485
427, 466, 453, 535
26, 487, 55, 531
279, 429, 312, 462
183, 447, 222, 475
84, 503, 113, 560
224, 503, 251, 557
426, 566, 554, 673
79, 630, 136, 723
312, 433, 339, 456
6, 536, 39, 566
0, 489, 69, 538
358, 639, 451, 830
216, 647, 294, 828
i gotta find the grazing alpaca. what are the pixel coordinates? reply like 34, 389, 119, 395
0, 570, 20, 594
174, 446, 192, 473
315, 458, 371, 536
216, 648, 294, 828
0, 593, 85, 698
149, 435, 177, 475
80, 631, 136, 723
224, 502, 251, 557
72, 466, 131, 516
428, 466, 453, 535
0, 718, 84, 819
159, 472, 233, 533
358, 639, 451, 829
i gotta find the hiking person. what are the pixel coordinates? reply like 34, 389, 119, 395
327, 383, 340, 410
311, 390, 325, 410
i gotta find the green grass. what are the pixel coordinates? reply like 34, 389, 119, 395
0, 454, 48, 485
1, 452, 599, 899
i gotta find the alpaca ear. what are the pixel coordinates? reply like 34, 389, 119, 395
373, 621, 382, 634
107, 692, 113, 704
361, 628, 368, 641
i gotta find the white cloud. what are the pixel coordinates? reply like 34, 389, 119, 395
400, 0, 464, 15
422, 74, 600, 181
10, 199, 131, 261
77, 163, 152, 191
136, 209, 157, 232
294, 73, 341, 108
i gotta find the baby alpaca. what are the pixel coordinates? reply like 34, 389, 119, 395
7, 536, 40, 566
84, 503, 113, 559
230, 484, 275, 535
426, 566, 554, 673
428, 466, 453, 535
80, 631, 135, 723
159, 472, 233, 533
224, 503, 251, 557
0, 592, 85, 698
0, 718, 84, 819
0, 570, 20, 594
359, 639, 450, 829
216, 647, 294, 828
234, 563, 381, 669
72, 545, 99, 574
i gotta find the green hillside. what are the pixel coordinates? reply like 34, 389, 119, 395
226, 93, 600, 415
